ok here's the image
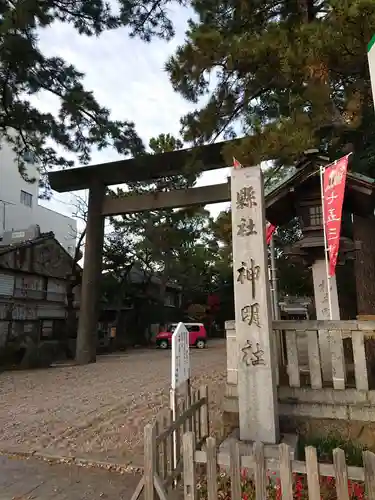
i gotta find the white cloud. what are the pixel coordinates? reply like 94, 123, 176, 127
36, 4, 230, 224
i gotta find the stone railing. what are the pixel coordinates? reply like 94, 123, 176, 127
226, 319, 375, 391
273, 319, 375, 391
225, 319, 375, 423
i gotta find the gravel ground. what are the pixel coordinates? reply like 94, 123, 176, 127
0, 340, 226, 466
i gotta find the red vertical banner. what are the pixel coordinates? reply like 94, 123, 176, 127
322, 155, 349, 277
266, 222, 276, 245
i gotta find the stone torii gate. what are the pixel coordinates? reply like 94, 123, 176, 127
48, 141, 234, 365
47, 144, 340, 370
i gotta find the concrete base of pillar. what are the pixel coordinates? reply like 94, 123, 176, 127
219, 428, 298, 460
222, 410, 240, 440
222, 390, 298, 459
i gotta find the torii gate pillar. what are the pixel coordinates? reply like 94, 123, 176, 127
76, 181, 105, 364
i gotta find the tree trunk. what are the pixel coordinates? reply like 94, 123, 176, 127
353, 215, 375, 313
65, 228, 85, 359
112, 268, 133, 350
353, 214, 375, 387
158, 275, 168, 332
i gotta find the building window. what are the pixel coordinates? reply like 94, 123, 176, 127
309, 205, 322, 226
20, 190, 32, 207
41, 320, 53, 340
14, 275, 46, 300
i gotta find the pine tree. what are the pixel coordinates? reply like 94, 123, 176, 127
167, 0, 375, 316
166, 0, 375, 175
0, 0, 184, 189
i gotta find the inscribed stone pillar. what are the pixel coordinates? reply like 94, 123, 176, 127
231, 165, 279, 444
76, 181, 105, 365
312, 258, 340, 381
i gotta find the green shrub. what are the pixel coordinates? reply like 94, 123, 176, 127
298, 434, 366, 467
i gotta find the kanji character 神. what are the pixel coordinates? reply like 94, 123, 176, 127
237, 259, 260, 299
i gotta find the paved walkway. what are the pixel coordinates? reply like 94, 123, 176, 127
0, 455, 142, 500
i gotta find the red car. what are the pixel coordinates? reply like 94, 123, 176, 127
156, 323, 207, 349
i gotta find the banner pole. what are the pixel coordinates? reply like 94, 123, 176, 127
270, 235, 280, 320
319, 165, 333, 320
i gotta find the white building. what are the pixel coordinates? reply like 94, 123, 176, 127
0, 139, 77, 255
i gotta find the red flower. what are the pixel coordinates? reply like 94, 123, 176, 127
352, 481, 365, 500
241, 468, 248, 479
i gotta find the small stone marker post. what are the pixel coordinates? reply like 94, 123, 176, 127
231, 164, 279, 444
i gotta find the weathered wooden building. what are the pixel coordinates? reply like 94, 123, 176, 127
99, 265, 182, 347
0, 231, 80, 350
265, 152, 375, 320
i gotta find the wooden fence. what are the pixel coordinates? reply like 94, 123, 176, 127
273, 319, 375, 391
183, 433, 375, 500
130, 385, 209, 500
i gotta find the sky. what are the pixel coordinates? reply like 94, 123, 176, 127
35, 3, 231, 229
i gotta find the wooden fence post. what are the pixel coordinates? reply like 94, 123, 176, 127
166, 409, 174, 479
154, 419, 160, 477
364, 450, 375, 500
144, 423, 156, 500
206, 437, 218, 500
305, 446, 320, 500
191, 388, 198, 439
333, 448, 349, 500
254, 442, 266, 500
279, 443, 293, 500
229, 439, 241, 500
183, 432, 197, 500
200, 385, 209, 439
